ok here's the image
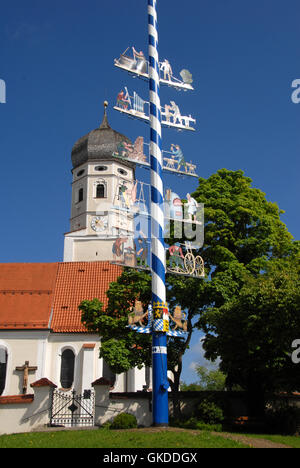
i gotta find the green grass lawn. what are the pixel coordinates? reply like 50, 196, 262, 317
0, 428, 249, 448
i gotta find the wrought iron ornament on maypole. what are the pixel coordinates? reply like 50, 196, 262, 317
113, 0, 200, 427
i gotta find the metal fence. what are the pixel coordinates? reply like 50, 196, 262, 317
50, 389, 95, 427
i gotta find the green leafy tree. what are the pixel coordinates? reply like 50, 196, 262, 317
80, 269, 152, 375
180, 366, 226, 391
199, 248, 300, 415
191, 169, 297, 415
79, 265, 205, 400
195, 366, 227, 391
193, 169, 292, 276
80, 168, 297, 417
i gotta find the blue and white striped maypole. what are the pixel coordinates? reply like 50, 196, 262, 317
148, 0, 169, 426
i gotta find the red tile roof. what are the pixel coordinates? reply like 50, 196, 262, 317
0, 395, 34, 404
49, 261, 122, 333
31, 378, 57, 388
0, 263, 58, 330
0, 261, 122, 333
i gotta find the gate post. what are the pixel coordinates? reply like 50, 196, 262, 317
92, 377, 112, 427
30, 378, 57, 427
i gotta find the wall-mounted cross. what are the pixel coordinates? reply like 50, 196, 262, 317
15, 361, 38, 394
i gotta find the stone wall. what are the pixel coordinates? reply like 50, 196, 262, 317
2, 377, 300, 435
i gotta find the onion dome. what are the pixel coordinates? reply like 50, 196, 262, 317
71, 102, 133, 169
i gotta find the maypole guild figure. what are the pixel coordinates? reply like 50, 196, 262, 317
112, 237, 128, 263
170, 144, 187, 173
135, 231, 148, 267
165, 189, 183, 220
115, 140, 133, 158
130, 137, 147, 162
160, 59, 173, 81
186, 193, 198, 222
168, 243, 184, 270
115, 137, 147, 163
117, 89, 130, 110
170, 101, 182, 125
132, 47, 147, 73
0, 79, 6, 104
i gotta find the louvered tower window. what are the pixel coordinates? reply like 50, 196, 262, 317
96, 184, 105, 199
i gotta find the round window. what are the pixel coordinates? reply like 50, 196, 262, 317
76, 169, 85, 177
95, 165, 108, 172
117, 168, 128, 176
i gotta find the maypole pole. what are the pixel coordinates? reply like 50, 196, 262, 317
148, 0, 169, 426
113, 0, 200, 429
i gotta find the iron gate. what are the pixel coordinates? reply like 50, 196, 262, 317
50, 389, 95, 427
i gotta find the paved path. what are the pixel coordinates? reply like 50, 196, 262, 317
211, 431, 291, 448
127, 427, 292, 448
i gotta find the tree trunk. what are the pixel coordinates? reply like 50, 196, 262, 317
168, 314, 194, 419
169, 368, 182, 420
246, 375, 266, 418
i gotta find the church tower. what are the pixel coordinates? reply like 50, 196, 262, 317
64, 103, 135, 262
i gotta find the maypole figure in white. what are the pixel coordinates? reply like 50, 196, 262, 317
186, 193, 198, 222
160, 59, 173, 81
170, 101, 182, 125
132, 47, 147, 73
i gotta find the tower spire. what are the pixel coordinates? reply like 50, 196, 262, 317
100, 100, 110, 129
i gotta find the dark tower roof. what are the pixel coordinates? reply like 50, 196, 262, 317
71, 102, 133, 169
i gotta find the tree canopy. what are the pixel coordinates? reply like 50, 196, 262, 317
80, 267, 202, 392
80, 168, 298, 409
181, 366, 227, 391
192, 169, 299, 413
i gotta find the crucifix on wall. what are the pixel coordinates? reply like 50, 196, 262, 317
15, 361, 38, 394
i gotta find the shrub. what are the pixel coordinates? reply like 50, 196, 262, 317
169, 416, 222, 432
195, 399, 224, 425
194, 421, 222, 432
265, 403, 300, 435
110, 412, 138, 430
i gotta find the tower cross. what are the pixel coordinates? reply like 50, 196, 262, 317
15, 361, 38, 394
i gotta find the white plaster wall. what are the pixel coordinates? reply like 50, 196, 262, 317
0, 386, 52, 435
93, 385, 152, 427
46, 333, 101, 392
0, 330, 148, 398
72, 238, 116, 262
0, 331, 49, 396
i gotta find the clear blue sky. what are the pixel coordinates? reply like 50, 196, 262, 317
1, 0, 299, 383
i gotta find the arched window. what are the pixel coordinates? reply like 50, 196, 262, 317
78, 188, 84, 203
60, 349, 75, 389
0, 347, 8, 395
96, 184, 105, 199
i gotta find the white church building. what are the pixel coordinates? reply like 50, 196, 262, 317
0, 106, 150, 399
